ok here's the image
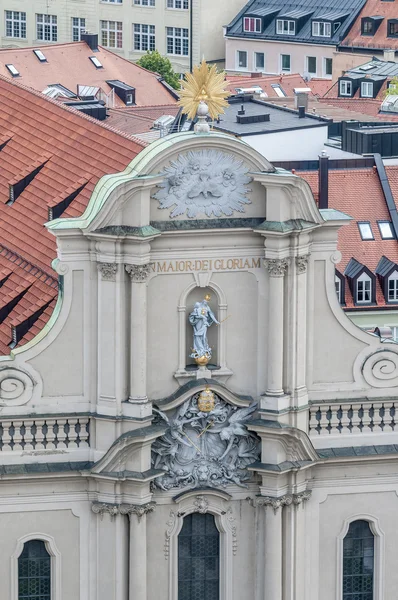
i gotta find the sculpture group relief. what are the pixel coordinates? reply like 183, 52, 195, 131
153, 150, 252, 218
151, 390, 260, 491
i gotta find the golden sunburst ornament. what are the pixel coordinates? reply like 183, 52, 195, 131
178, 60, 230, 121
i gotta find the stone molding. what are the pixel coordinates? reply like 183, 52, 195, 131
97, 262, 118, 281
295, 254, 310, 274
264, 258, 289, 277
125, 263, 153, 283
91, 501, 156, 521
247, 491, 311, 513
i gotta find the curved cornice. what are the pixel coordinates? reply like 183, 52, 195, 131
154, 378, 252, 410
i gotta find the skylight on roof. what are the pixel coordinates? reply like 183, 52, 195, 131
89, 56, 103, 69
358, 222, 374, 240
5, 64, 19, 77
33, 49, 47, 62
360, 64, 377, 72
271, 83, 287, 98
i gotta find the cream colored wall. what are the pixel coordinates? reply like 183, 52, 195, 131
225, 37, 335, 78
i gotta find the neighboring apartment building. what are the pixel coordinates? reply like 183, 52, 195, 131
324, 58, 398, 101
225, 0, 365, 80
1, 0, 244, 72
335, 0, 398, 79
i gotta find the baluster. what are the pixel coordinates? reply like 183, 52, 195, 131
34, 419, 46, 450
350, 404, 362, 435
45, 420, 56, 449
23, 420, 34, 450
56, 418, 68, 449
12, 420, 24, 451
339, 403, 352, 435
78, 419, 90, 448
361, 403, 372, 434
67, 418, 78, 448
371, 402, 384, 433
2, 421, 12, 451
318, 405, 330, 435
329, 404, 341, 434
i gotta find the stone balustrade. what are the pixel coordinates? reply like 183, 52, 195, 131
0, 417, 90, 451
309, 401, 396, 437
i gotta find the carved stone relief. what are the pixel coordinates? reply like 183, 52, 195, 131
264, 258, 290, 277
125, 263, 153, 283
151, 392, 260, 491
0, 368, 35, 407
153, 150, 252, 218
362, 350, 398, 388
97, 262, 118, 281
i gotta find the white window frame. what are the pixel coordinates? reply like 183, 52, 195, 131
335, 275, 342, 303
378, 221, 394, 239
11, 533, 61, 600
72, 17, 86, 42
101, 20, 123, 48
340, 80, 352, 96
358, 222, 374, 240
134, 0, 155, 5
254, 51, 265, 71
337, 515, 384, 600
276, 19, 295, 35
306, 56, 317, 75
236, 50, 248, 70
36, 14, 58, 42
356, 272, 372, 304
133, 23, 155, 51
361, 81, 374, 97
280, 53, 291, 72
324, 57, 333, 77
388, 271, 398, 301
167, 0, 189, 8
5, 10, 26, 39
166, 490, 235, 600
312, 21, 331, 37
166, 26, 188, 55
243, 17, 262, 33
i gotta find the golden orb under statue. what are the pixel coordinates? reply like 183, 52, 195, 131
194, 353, 210, 367
198, 386, 216, 412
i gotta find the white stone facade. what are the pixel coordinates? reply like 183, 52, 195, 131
1, 131, 398, 599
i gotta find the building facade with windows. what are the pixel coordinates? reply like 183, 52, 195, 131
225, 0, 366, 80
3, 69, 398, 600
1, 0, 244, 72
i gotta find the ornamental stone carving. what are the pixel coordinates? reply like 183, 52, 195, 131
362, 350, 398, 388
92, 501, 156, 521
125, 263, 153, 283
295, 254, 309, 274
97, 262, 118, 281
193, 495, 210, 514
264, 258, 289, 277
247, 491, 311, 513
0, 368, 35, 407
152, 392, 260, 491
153, 149, 252, 218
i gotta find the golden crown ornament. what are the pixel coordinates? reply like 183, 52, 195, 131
197, 386, 216, 412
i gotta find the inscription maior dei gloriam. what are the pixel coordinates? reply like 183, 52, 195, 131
151, 257, 262, 273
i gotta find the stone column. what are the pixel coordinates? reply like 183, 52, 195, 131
264, 258, 289, 396
120, 503, 156, 600
125, 264, 153, 402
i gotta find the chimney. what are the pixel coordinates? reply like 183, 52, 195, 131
81, 33, 98, 52
237, 104, 245, 115
298, 105, 306, 118
318, 151, 329, 209
383, 49, 395, 62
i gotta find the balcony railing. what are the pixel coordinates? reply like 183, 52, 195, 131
0, 417, 90, 451
309, 402, 396, 437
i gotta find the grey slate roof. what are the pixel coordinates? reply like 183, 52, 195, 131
226, 0, 366, 46
346, 58, 398, 79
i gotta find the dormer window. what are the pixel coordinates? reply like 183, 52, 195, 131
340, 80, 352, 96
388, 271, 398, 301
388, 20, 398, 37
362, 18, 374, 35
243, 17, 262, 33
356, 272, 372, 304
361, 81, 374, 98
276, 19, 295, 35
376, 257, 398, 304
312, 21, 331, 37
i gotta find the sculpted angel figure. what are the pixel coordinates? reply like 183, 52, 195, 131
215, 403, 258, 467
189, 295, 219, 359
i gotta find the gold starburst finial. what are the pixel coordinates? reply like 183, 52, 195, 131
178, 60, 230, 121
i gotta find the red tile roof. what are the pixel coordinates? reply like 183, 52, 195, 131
226, 73, 314, 98
307, 78, 334, 98
298, 167, 398, 309
0, 73, 144, 354
318, 96, 398, 120
0, 42, 177, 107
107, 104, 180, 136
341, 0, 398, 50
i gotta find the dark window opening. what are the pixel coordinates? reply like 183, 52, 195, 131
343, 520, 374, 600
18, 539, 51, 600
388, 20, 398, 37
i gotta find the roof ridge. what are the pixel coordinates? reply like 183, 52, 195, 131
0, 41, 87, 53
0, 74, 146, 147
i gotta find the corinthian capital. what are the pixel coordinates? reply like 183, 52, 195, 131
264, 258, 289, 277
125, 263, 153, 283
120, 502, 156, 521
98, 262, 118, 281
91, 502, 120, 520
295, 254, 310, 274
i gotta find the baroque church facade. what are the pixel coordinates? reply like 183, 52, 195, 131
1, 128, 396, 600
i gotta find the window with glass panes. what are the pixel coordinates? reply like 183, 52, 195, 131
36, 14, 57, 42
312, 21, 331, 36
101, 20, 123, 48
255, 52, 264, 70
166, 27, 188, 55
5, 11, 26, 38
335, 275, 341, 303
343, 520, 374, 600
167, 0, 189, 8
18, 540, 51, 600
178, 513, 219, 600
388, 271, 398, 301
72, 17, 86, 42
307, 56, 316, 74
134, 24, 155, 51
276, 19, 295, 35
243, 17, 262, 32
134, 0, 155, 5
357, 273, 372, 303
281, 54, 291, 71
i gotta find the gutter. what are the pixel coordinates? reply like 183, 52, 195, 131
374, 153, 398, 239
189, 0, 193, 72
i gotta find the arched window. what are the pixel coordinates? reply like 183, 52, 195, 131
18, 540, 51, 600
356, 273, 372, 304
178, 513, 220, 600
343, 520, 374, 600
